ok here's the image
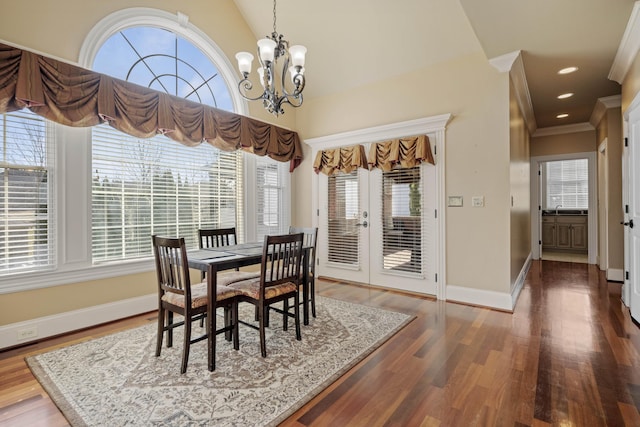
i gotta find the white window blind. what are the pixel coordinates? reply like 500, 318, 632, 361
545, 159, 588, 210
0, 110, 54, 274
92, 126, 243, 263
381, 167, 422, 274
327, 172, 359, 266
256, 157, 288, 240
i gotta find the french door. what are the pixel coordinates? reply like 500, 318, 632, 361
318, 163, 437, 295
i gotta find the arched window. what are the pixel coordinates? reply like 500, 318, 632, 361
84, 10, 289, 264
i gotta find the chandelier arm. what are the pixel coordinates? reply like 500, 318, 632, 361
281, 92, 303, 108
237, 78, 267, 102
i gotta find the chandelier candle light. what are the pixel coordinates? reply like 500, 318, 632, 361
236, 0, 307, 116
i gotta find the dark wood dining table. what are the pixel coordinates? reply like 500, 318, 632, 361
187, 242, 311, 371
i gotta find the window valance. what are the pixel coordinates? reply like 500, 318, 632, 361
313, 145, 368, 176
0, 43, 303, 171
368, 135, 434, 171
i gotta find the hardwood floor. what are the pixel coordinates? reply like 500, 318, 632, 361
1, 260, 639, 426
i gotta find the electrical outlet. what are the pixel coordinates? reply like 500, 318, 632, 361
472, 196, 484, 207
17, 326, 38, 341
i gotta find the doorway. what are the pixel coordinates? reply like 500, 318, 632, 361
318, 163, 437, 295
530, 152, 598, 264
307, 114, 451, 299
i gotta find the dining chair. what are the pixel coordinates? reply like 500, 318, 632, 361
197, 227, 258, 327
152, 235, 240, 374
229, 233, 304, 357
199, 227, 238, 250
289, 226, 318, 318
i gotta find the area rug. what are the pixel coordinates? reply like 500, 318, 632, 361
26, 296, 413, 426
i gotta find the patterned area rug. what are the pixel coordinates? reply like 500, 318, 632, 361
27, 296, 413, 426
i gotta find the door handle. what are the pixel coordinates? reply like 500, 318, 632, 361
355, 221, 368, 228
622, 220, 634, 228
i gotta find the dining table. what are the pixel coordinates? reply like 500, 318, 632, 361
187, 241, 312, 371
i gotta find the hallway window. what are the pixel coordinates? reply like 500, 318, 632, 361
543, 159, 588, 210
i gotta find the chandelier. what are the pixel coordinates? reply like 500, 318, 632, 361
235, 0, 307, 116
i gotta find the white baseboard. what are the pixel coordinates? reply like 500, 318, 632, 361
0, 293, 157, 350
445, 285, 513, 312
607, 268, 624, 282
511, 253, 532, 308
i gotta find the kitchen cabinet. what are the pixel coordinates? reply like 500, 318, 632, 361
542, 215, 587, 251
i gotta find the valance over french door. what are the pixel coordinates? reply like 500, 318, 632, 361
313, 134, 434, 175
368, 135, 434, 171
313, 145, 368, 176
0, 42, 303, 171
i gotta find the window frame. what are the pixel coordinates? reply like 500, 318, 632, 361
0, 9, 292, 293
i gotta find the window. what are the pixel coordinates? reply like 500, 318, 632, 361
327, 172, 359, 266
256, 157, 288, 240
382, 167, 422, 273
91, 26, 247, 263
544, 159, 588, 210
0, 110, 54, 274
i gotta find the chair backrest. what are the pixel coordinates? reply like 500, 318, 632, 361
152, 235, 192, 300
260, 233, 304, 291
199, 227, 237, 249
289, 226, 318, 272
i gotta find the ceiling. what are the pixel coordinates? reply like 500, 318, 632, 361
233, 0, 636, 130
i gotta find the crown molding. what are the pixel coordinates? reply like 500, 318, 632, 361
532, 122, 594, 138
304, 114, 453, 149
489, 50, 521, 73
590, 95, 622, 127
490, 50, 537, 135
609, 2, 640, 84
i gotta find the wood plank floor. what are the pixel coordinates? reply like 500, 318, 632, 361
1, 260, 639, 426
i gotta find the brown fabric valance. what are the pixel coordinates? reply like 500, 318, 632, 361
313, 145, 368, 176
0, 43, 303, 171
368, 135, 434, 171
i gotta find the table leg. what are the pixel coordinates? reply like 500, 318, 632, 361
207, 264, 217, 372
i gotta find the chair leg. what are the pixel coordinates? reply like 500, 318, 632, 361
224, 307, 232, 342
156, 306, 165, 357
181, 314, 191, 374
310, 278, 316, 318
259, 303, 267, 357
167, 311, 173, 348
232, 301, 239, 351
282, 299, 289, 331
294, 293, 301, 341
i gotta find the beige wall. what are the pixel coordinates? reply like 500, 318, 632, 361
295, 52, 513, 294
509, 79, 531, 288
595, 109, 624, 272
597, 130, 608, 270
530, 130, 597, 157
622, 49, 640, 112
602, 109, 624, 271
0, 272, 156, 324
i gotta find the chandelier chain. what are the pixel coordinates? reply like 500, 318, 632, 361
273, 0, 277, 34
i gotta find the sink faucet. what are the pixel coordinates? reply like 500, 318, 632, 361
555, 204, 562, 215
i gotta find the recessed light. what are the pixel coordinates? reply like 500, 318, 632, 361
557, 93, 574, 99
557, 113, 569, 119
558, 67, 578, 75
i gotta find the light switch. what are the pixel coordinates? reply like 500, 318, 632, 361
448, 196, 463, 207
472, 196, 484, 207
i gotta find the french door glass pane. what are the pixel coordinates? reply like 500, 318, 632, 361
381, 167, 422, 274
327, 172, 359, 266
